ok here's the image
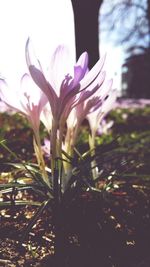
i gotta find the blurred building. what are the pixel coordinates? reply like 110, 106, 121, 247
122, 50, 150, 98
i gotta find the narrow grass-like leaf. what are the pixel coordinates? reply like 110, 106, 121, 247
0, 200, 41, 207
4, 162, 53, 197
20, 199, 51, 242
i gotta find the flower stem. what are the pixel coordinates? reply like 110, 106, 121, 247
89, 129, 98, 180
33, 130, 49, 187
50, 119, 65, 265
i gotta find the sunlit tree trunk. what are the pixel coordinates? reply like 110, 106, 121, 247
71, 0, 103, 68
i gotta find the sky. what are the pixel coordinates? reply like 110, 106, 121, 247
0, 0, 123, 94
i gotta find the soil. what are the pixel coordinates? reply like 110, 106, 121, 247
0, 180, 150, 267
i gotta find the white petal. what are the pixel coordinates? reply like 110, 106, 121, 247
0, 79, 25, 113
49, 45, 74, 94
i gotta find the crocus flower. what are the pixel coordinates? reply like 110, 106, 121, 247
25, 38, 106, 126
65, 96, 101, 157
85, 82, 117, 180
97, 119, 114, 135
0, 74, 48, 134
65, 76, 113, 156
0, 74, 50, 185
87, 84, 117, 137
26, 38, 106, 163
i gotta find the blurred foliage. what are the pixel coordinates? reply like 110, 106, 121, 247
109, 107, 150, 133
0, 113, 48, 171
0, 107, 150, 180
76, 107, 150, 184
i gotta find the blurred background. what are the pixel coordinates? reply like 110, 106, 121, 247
0, 0, 150, 99
100, 0, 150, 98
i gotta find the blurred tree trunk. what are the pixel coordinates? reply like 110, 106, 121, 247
71, 0, 103, 68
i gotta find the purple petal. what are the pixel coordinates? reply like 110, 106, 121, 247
80, 54, 106, 90
76, 51, 88, 70
73, 71, 106, 107
26, 38, 54, 110
85, 97, 100, 114
61, 57, 105, 114
72, 52, 89, 87
87, 88, 117, 132
29, 65, 57, 116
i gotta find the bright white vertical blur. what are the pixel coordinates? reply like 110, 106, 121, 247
0, 0, 75, 85
100, 44, 123, 96
99, 0, 124, 95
